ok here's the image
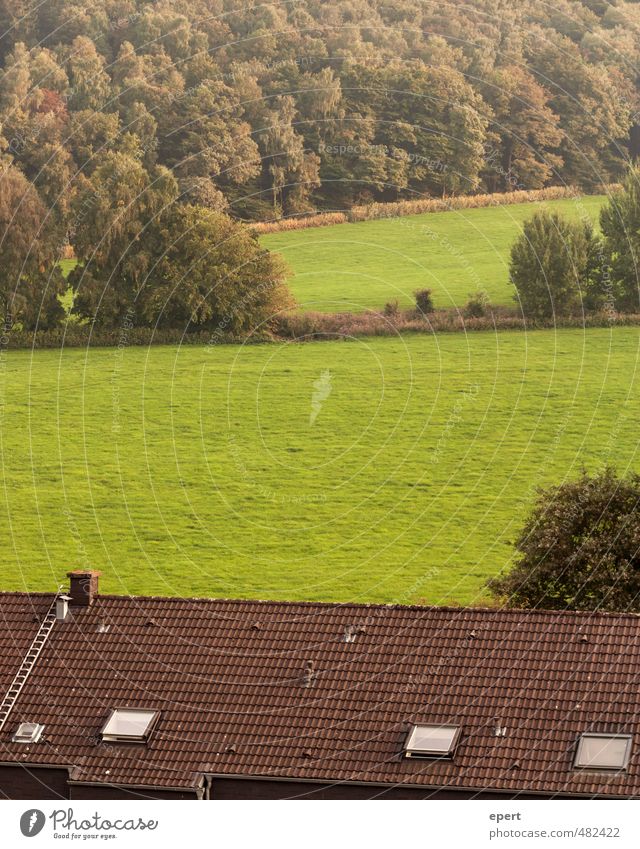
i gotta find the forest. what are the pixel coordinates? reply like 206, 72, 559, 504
1, 0, 639, 328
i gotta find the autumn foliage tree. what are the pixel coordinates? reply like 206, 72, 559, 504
489, 468, 640, 613
482, 66, 563, 191
69, 148, 180, 327
0, 162, 65, 329
138, 204, 293, 332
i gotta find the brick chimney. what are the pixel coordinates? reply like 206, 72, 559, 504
67, 570, 101, 607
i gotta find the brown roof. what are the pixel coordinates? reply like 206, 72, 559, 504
0, 590, 639, 797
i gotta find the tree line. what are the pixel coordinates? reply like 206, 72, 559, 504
1, 0, 640, 330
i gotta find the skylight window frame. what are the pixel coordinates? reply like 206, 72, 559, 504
404, 723, 462, 759
12, 722, 45, 744
574, 733, 633, 773
100, 708, 160, 744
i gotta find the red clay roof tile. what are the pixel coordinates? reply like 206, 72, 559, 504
0, 593, 639, 795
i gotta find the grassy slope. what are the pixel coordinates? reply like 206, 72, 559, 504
262, 196, 605, 313
2, 326, 638, 605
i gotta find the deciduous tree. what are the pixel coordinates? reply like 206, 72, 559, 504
138, 204, 293, 332
599, 164, 640, 313
489, 468, 640, 612
509, 210, 593, 318
0, 162, 65, 329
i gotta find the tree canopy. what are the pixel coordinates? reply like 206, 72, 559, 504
509, 210, 595, 318
599, 164, 640, 313
1, 0, 640, 329
1, 0, 637, 224
0, 161, 65, 329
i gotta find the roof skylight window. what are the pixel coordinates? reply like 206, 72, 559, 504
404, 724, 461, 758
100, 709, 159, 743
574, 733, 632, 772
12, 722, 44, 743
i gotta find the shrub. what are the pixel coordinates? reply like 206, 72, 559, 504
383, 299, 400, 317
3, 306, 640, 349
415, 288, 435, 315
488, 467, 640, 612
509, 210, 594, 319
251, 212, 347, 234
249, 187, 610, 234
348, 186, 583, 223
464, 290, 491, 318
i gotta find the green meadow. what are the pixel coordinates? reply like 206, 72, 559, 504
262, 195, 605, 313
2, 325, 639, 605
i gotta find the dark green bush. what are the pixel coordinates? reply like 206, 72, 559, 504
489, 467, 640, 612
464, 290, 491, 318
415, 288, 435, 315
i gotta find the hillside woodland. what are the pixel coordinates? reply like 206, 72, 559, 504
1, 0, 639, 328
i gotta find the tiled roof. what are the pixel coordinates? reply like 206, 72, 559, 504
0, 591, 639, 797
0, 594, 53, 694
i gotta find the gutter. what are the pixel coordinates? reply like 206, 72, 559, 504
0, 762, 198, 796
203, 772, 636, 800
67, 778, 199, 795
0, 763, 629, 800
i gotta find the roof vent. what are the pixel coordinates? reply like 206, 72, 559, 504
493, 721, 507, 738
12, 722, 44, 743
302, 660, 315, 688
96, 622, 110, 634
56, 595, 71, 622
344, 625, 366, 643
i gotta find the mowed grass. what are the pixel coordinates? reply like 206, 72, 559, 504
1, 326, 639, 605
262, 195, 605, 313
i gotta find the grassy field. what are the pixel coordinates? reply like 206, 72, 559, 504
262, 195, 605, 313
1, 325, 638, 605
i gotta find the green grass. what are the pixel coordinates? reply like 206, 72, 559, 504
1, 326, 639, 605
262, 195, 605, 313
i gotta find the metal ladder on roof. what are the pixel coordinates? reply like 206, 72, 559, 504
0, 596, 58, 733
